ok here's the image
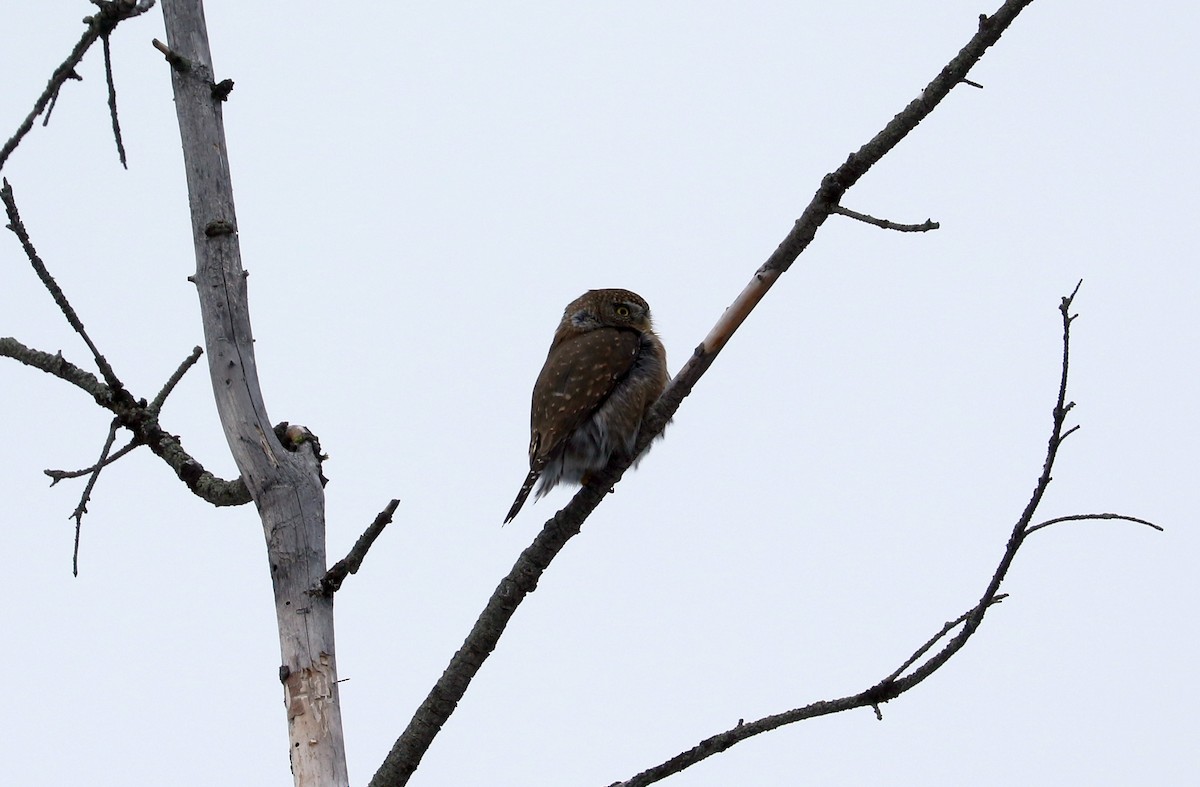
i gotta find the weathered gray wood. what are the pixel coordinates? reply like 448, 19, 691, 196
160, 2, 348, 784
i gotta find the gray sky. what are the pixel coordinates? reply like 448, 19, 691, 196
1, 2, 1194, 785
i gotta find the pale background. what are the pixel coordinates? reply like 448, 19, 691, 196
1, 2, 1194, 785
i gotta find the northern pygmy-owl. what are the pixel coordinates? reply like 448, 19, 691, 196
504, 288, 669, 523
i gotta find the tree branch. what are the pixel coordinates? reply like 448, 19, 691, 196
605, 282, 1159, 787
46, 437, 139, 485
607, 593, 1009, 787
832, 204, 940, 232
100, 31, 128, 168
0, 0, 155, 173
0, 335, 249, 506
368, 2, 1041, 784
149, 345, 203, 414
4, 148, 248, 509
1024, 512, 1163, 537
0, 337, 109, 402
2, 179, 126, 394
882, 594, 1009, 685
316, 499, 401, 596
70, 417, 119, 576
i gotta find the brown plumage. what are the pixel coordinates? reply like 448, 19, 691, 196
504, 288, 668, 523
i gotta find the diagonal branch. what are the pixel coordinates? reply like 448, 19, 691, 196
316, 499, 401, 596
368, 2, 1040, 785
39, 70, 83, 129
0, 337, 109, 402
605, 283, 1159, 787
608, 594, 1008, 787
71, 417, 120, 576
149, 345, 203, 414
0, 0, 155, 172
47, 437, 140, 485
882, 594, 1009, 685
2, 179, 126, 393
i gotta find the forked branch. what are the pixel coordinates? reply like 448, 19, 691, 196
0, 0, 155, 172
1, 183, 247, 510
604, 284, 1159, 787
0, 336, 249, 508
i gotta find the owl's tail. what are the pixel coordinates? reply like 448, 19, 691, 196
503, 468, 541, 524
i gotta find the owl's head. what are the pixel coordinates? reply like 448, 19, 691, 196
562, 288, 654, 334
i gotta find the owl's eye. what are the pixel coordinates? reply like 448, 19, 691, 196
614, 304, 632, 317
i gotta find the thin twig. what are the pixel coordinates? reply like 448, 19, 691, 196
47, 438, 139, 485
1025, 512, 1163, 537
1, 179, 126, 394
41, 70, 83, 127
149, 346, 203, 414
883, 595, 1008, 684
832, 205, 940, 232
317, 499, 401, 595
71, 418, 119, 576
0, 0, 155, 172
100, 32, 127, 168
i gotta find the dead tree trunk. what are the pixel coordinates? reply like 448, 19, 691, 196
160, 1, 348, 783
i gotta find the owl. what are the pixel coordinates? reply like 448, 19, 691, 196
504, 288, 669, 523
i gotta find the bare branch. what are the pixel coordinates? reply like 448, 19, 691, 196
0, 0, 155, 172
46, 437, 139, 485
604, 280, 1118, 787
368, 4, 1042, 785
151, 38, 190, 72
832, 205, 940, 232
2, 179, 126, 393
316, 499, 401, 596
71, 417, 119, 576
149, 345, 203, 414
0, 335, 249, 506
883, 594, 1008, 684
605, 596, 1024, 787
100, 32, 128, 168
0, 337, 109, 402
3, 172, 242, 507
1025, 513, 1164, 537
40, 70, 83, 127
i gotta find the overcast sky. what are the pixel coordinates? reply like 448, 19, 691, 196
1, 2, 1194, 785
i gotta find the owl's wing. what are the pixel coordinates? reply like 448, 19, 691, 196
529, 327, 640, 462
